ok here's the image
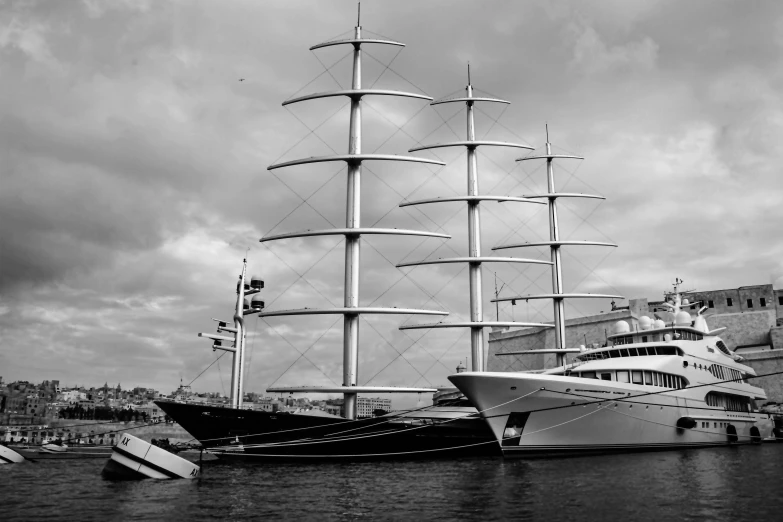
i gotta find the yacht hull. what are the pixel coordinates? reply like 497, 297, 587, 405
155, 400, 498, 460
449, 372, 773, 458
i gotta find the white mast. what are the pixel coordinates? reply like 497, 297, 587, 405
465, 65, 485, 371
492, 128, 623, 366
399, 67, 555, 371
261, 4, 452, 420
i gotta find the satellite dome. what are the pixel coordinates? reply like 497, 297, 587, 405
251, 295, 265, 310
653, 319, 666, 329
638, 316, 652, 330
250, 276, 264, 290
664, 333, 672, 342
675, 311, 692, 326
682, 298, 690, 306
614, 320, 630, 334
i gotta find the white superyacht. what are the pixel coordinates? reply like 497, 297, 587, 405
450, 282, 775, 456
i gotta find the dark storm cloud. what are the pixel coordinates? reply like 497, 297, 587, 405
1, 0, 782, 397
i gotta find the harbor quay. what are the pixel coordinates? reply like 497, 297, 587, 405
489, 283, 783, 402
1, 419, 192, 446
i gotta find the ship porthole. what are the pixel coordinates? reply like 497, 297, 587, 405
510, 386, 517, 390
683, 361, 688, 368
566, 388, 570, 392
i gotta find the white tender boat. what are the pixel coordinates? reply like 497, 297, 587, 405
40, 439, 68, 453
450, 282, 776, 456
103, 433, 200, 480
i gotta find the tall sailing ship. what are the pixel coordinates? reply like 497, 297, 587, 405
155, 8, 564, 459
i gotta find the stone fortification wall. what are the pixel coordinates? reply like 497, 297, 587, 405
770, 326, 783, 350
687, 284, 776, 316
741, 350, 783, 403
705, 310, 776, 350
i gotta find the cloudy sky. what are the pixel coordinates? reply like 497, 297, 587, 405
2, 0, 782, 404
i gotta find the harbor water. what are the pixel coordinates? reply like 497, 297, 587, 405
2, 445, 782, 521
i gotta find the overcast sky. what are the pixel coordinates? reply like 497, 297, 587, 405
2, 0, 782, 404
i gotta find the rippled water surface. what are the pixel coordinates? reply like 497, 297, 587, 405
3, 445, 782, 521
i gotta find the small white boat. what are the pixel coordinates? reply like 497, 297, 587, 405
40, 439, 68, 453
0, 444, 26, 464
103, 433, 200, 480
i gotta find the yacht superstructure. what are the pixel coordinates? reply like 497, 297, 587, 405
450, 281, 775, 456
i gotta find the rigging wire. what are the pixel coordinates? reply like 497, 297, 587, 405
216, 357, 227, 397
188, 351, 227, 387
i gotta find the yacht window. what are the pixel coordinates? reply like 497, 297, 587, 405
716, 340, 732, 357
747, 299, 753, 308
779, 296, 783, 306
628, 347, 638, 356
708, 300, 714, 308
608, 350, 618, 358
632, 371, 643, 384
727, 297, 733, 306
620, 349, 629, 357
600, 373, 612, 381
653, 372, 659, 386
617, 370, 630, 383
582, 371, 597, 379
642, 336, 648, 343
644, 371, 653, 385
665, 375, 671, 388
760, 297, 767, 307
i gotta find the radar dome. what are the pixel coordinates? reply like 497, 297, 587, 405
613, 320, 630, 334
653, 319, 666, 329
675, 311, 692, 326
638, 316, 652, 330
664, 333, 672, 342
250, 276, 264, 290
682, 298, 690, 306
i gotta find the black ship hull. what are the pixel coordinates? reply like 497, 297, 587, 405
155, 400, 499, 460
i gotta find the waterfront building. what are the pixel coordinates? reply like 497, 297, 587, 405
357, 397, 392, 419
